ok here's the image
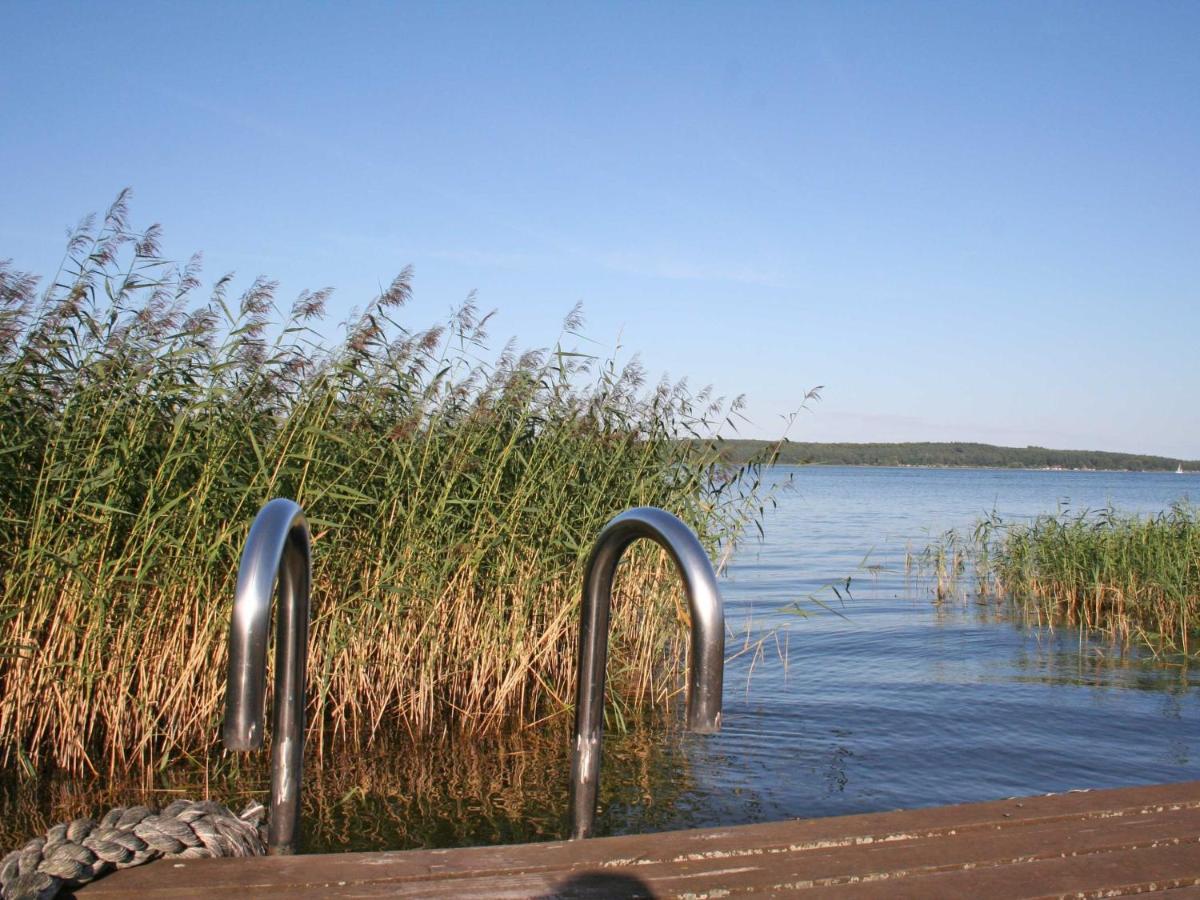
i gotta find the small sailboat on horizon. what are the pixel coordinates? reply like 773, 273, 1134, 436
1178, 463, 1185, 474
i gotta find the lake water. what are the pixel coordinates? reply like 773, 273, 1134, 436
689, 465, 1199, 829
4, 465, 1197, 853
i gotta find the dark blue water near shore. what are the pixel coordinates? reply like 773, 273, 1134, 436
664, 466, 1199, 829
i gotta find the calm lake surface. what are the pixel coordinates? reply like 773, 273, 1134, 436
700, 465, 1199, 829
4, 465, 1198, 853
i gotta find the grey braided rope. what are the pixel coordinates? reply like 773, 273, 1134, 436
0, 799, 267, 900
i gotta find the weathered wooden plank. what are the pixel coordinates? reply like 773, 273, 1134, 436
807, 841, 1200, 898
83, 780, 1200, 891
83, 840, 1200, 900
76, 781, 1200, 898
627, 811, 1200, 898
152, 808, 1198, 898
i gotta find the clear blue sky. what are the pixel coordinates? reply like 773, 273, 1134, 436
3, 2, 1198, 457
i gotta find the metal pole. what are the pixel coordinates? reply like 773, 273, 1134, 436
568, 507, 725, 840
222, 498, 312, 855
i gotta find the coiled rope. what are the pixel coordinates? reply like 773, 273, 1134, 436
0, 799, 267, 900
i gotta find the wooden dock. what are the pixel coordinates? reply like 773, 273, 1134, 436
78, 780, 1200, 897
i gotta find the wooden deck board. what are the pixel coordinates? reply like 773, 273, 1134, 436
76, 781, 1200, 898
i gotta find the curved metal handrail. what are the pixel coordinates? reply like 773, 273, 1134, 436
222, 498, 312, 855
568, 506, 725, 839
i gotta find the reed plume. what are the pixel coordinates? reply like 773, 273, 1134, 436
0, 193, 766, 775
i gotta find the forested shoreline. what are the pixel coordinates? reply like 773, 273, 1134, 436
700, 440, 1199, 472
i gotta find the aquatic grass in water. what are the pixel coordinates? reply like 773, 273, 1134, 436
0, 192, 766, 774
923, 505, 1200, 655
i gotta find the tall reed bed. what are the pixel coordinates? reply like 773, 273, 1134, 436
0, 193, 764, 775
924, 505, 1200, 654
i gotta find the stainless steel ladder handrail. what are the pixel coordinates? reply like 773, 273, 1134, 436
222, 498, 312, 855
569, 506, 725, 839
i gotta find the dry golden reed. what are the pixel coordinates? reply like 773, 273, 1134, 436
0, 192, 765, 775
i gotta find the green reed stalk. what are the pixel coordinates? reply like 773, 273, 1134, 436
0, 193, 767, 774
925, 505, 1200, 655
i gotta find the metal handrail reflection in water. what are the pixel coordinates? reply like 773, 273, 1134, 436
569, 506, 725, 839
222, 498, 312, 855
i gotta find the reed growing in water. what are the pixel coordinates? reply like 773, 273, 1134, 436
0, 192, 763, 775
927, 505, 1200, 655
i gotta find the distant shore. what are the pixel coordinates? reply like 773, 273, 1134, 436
778, 462, 1195, 474
695, 440, 1200, 473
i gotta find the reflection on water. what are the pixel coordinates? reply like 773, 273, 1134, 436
0, 721, 703, 853
3, 466, 1199, 853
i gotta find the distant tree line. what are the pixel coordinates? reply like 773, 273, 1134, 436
696, 440, 1199, 472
